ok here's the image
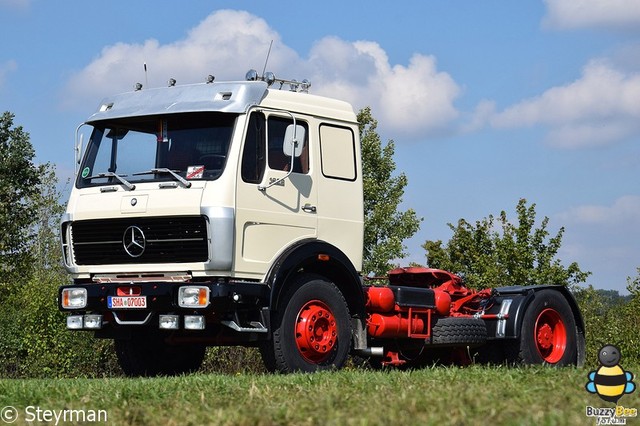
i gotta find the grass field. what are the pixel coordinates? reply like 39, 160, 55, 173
2, 364, 638, 425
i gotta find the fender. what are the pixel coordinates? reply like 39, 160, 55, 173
484, 284, 586, 365
265, 239, 365, 320
484, 285, 585, 337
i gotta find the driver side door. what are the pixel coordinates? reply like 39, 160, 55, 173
234, 111, 317, 278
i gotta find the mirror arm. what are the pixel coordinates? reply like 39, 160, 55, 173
258, 140, 296, 191
258, 167, 294, 191
256, 108, 298, 192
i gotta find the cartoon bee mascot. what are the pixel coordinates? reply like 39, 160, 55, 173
586, 345, 636, 403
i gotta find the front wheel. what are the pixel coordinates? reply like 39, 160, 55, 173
518, 289, 578, 366
261, 274, 352, 373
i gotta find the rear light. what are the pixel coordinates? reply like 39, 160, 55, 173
61, 288, 87, 309
178, 286, 210, 308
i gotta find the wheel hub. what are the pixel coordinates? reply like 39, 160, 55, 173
295, 300, 338, 363
534, 308, 567, 363
537, 323, 553, 349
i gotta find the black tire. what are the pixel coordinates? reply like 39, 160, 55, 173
430, 317, 487, 347
260, 274, 352, 373
115, 334, 205, 377
518, 289, 578, 366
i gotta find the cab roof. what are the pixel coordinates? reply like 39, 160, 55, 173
87, 80, 357, 124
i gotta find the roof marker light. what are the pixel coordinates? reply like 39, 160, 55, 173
246, 69, 259, 81
263, 72, 275, 87
168, 78, 176, 87
300, 79, 311, 93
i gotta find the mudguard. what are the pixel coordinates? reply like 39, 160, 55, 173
483, 284, 586, 366
264, 239, 367, 349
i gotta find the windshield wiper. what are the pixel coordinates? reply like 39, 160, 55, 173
133, 168, 192, 188
85, 172, 136, 191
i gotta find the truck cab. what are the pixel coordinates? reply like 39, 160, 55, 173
60, 72, 367, 375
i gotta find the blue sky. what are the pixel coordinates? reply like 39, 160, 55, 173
1, 0, 639, 293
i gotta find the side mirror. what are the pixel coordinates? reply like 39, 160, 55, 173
74, 123, 88, 176
283, 124, 305, 158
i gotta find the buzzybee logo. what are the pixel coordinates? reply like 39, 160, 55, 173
585, 345, 637, 425
586, 345, 636, 403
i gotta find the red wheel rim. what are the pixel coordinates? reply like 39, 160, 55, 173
534, 308, 567, 364
295, 300, 338, 363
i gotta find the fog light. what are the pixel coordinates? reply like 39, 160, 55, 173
67, 315, 83, 329
83, 314, 102, 329
159, 315, 180, 330
61, 288, 87, 309
184, 315, 205, 330
178, 286, 210, 308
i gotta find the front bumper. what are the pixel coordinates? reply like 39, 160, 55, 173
58, 280, 270, 333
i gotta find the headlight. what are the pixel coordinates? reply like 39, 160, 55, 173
66, 315, 83, 329
178, 286, 210, 308
61, 288, 87, 309
83, 314, 103, 329
159, 315, 180, 330
184, 315, 205, 330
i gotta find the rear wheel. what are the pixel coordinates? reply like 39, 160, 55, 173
518, 290, 577, 366
261, 274, 352, 373
115, 333, 205, 377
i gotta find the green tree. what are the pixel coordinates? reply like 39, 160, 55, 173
422, 198, 590, 289
0, 112, 47, 288
359, 107, 421, 275
573, 268, 640, 366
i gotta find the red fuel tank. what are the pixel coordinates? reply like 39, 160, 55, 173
367, 313, 427, 338
364, 287, 395, 313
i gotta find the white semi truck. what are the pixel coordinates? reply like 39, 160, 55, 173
58, 71, 585, 376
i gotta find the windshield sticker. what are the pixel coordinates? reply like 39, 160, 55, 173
187, 165, 205, 179
81, 167, 90, 178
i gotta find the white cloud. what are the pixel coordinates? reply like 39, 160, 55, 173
543, 0, 640, 30
307, 38, 461, 136
556, 195, 640, 292
487, 60, 640, 148
63, 10, 461, 138
0, 60, 17, 89
461, 99, 496, 133
63, 11, 295, 104
557, 195, 640, 226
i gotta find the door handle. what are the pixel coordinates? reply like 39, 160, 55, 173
302, 204, 317, 213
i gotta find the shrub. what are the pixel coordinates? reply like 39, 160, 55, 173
574, 284, 640, 367
0, 271, 120, 378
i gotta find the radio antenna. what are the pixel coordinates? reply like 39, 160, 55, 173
143, 62, 148, 88
261, 40, 273, 77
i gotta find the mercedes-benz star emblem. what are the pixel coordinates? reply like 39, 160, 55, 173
123, 225, 146, 258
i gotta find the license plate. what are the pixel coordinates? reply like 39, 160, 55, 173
108, 296, 147, 309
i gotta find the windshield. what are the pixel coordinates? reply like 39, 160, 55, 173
77, 112, 237, 188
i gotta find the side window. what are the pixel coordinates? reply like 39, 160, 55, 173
267, 116, 309, 174
241, 112, 266, 183
319, 124, 356, 181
